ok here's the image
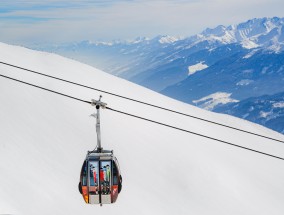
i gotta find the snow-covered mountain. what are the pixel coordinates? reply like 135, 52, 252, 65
32, 17, 284, 88
199, 17, 284, 51
1, 42, 284, 215
162, 49, 284, 104
29, 17, 284, 133
215, 91, 284, 134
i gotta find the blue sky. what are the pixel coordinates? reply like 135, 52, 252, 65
0, 0, 284, 45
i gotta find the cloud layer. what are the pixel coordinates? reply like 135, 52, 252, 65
0, 0, 284, 44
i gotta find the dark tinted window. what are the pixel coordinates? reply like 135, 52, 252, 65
81, 161, 87, 186
112, 161, 118, 185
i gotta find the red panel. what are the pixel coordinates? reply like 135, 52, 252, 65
111, 185, 119, 203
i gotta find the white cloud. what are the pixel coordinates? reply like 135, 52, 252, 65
0, 0, 284, 44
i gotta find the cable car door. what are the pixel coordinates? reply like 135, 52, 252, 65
88, 160, 99, 204
100, 161, 112, 204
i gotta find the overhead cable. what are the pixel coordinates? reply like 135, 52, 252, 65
1, 61, 284, 144
0, 73, 91, 105
106, 107, 284, 161
0, 73, 283, 161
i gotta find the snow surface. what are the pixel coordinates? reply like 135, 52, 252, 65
241, 39, 259, 49
260, 110, 273, 118
192, 92, 239, 110
158, 36, 181, 44
236, 79, 254, 86
188, 62, 208, 75
0, 42, 284, 215
243, 49, 259, 59
273, 102, 284, 108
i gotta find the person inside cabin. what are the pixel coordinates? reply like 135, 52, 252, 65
106, 164, 111, 194
106, 165, 110, 182
92, 166, 97, 185
100, 167, 104, 183
89, 164, 94, 186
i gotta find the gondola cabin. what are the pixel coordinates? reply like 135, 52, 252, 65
78, 150, 122, 205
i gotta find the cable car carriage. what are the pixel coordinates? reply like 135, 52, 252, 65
78, 97, 122, 205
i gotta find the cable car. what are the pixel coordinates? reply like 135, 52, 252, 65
78, 150, 122, 204
78, 96, 122, 205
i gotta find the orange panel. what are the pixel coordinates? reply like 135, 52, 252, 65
82, 186, 89, 203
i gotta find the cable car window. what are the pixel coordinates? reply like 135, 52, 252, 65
89, 161, 99, 186
81, 161, 87, 186
112, 161, 118, 185
100, 161, 111, 195
89, 161, 99, 195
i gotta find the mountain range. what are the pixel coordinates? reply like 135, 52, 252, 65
30, 17, 284, 134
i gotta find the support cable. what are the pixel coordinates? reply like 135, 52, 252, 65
1, 61, 283, 144
0, 73, 91, 105
106, 107, 284, 161
0, 72, 284, 161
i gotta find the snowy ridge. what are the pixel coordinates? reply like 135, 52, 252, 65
158, 35, 182, 44
1, 42, 284, 215
243, 49, 259, 58
197, 17, 284, 51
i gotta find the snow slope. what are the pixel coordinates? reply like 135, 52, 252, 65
0, 42, 284, 215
